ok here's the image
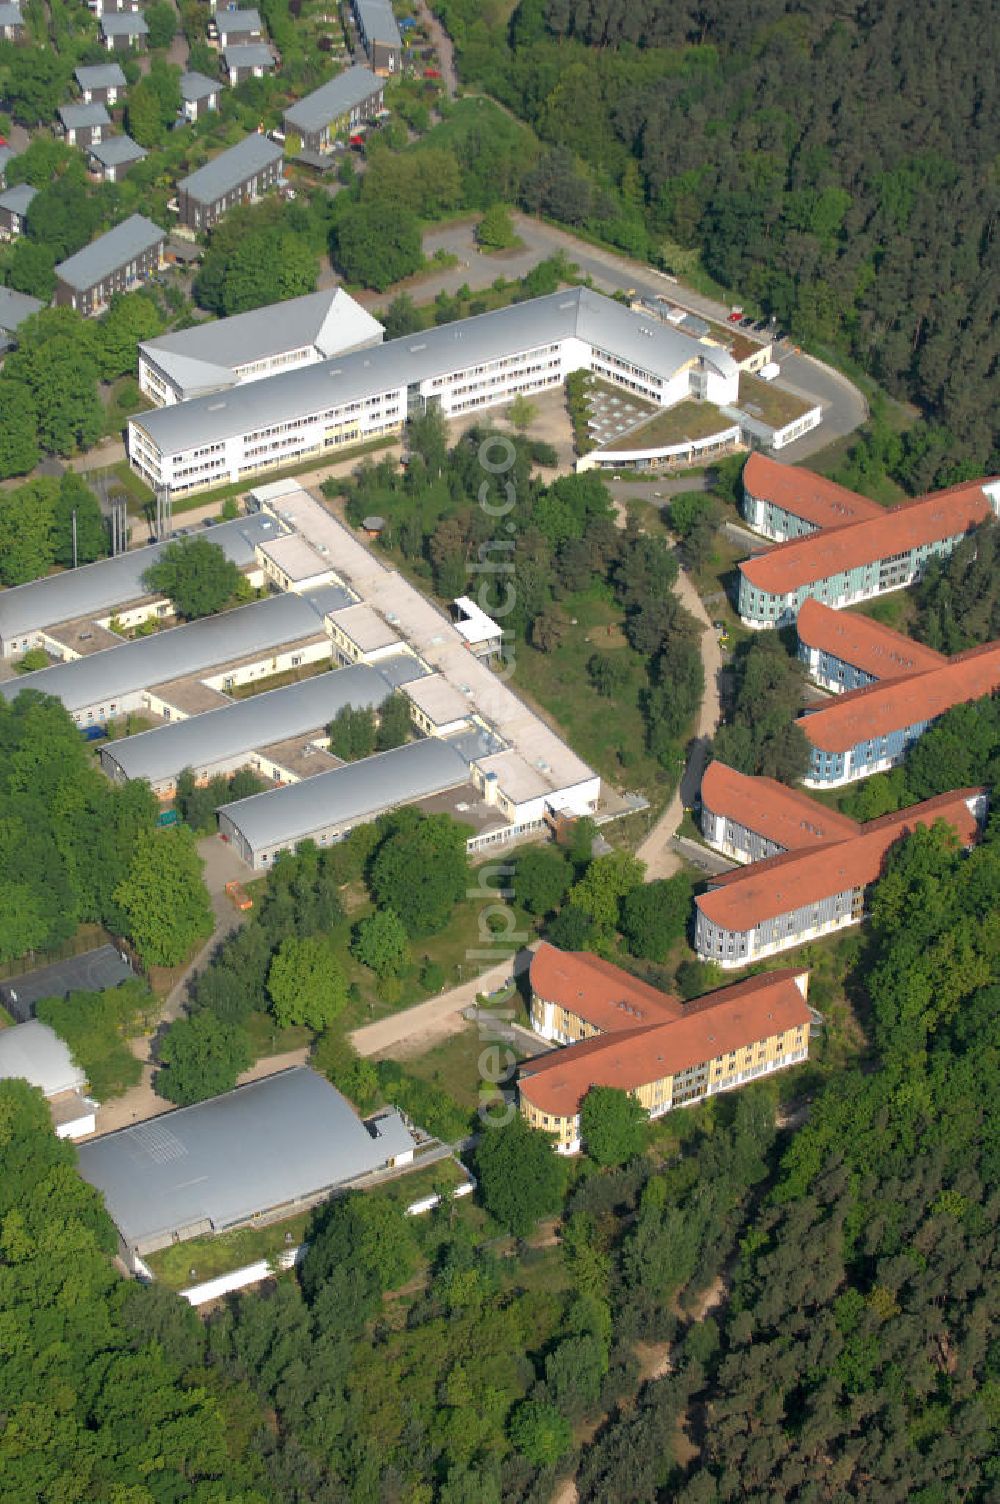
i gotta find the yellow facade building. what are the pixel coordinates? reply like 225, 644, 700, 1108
519, 945, 811, 1153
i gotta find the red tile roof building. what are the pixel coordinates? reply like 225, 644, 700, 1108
741, 452, 883, 541
694, 787, 986, 967
528, 942, 680, 1043
797, 641, 1000, 785
796, 597, 946, 692
737, 468, 1000, 628
519, 955, 812, 1151
699, 759, 860, 864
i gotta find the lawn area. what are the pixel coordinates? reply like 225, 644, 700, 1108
737, 374, 815, 428
144, 1156, 475, 1291
401, 1020, 524, 1111
511, 587, 674, 794
83, 460, 155, 517
614, 400, 732, 449
144, 1209, 312, 1291
242, 1011, 313, 1059
373, 1154, 473, 1209
337, 873, 542, 1033
230, 659, 335, 699
846, 590, 918, 634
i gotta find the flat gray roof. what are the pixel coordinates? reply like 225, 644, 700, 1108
223, 42, 275, 69
180, 70, 220, 101
0, 1020, 85, 1099
101, 657, 408, 783
178, 133, 283, 206
139, 287, 383, 398
75, 62, 127, 88
284, 64, 382, 133
77, 1067, 416, 1249
0, 182, 36, 216
355, 0, 401, 47
1, 591, 327, 713
0, 286, 43, 333
89, 135, 146, 168
216, 6, 262, 32
100, 10, 148, 32
0, 515, 281, 644
0, 944, 134, 1024
55, 214, 165, 292
219, 734, 469, 850
135, 287, 735, 456
59, 102, 111, 129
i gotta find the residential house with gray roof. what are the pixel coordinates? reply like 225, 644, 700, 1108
87, 133, 147, 183
222, 42, 275, 84
176, 133, 283, 230
99, 10, 148, 49
58, 101, 112, 148
54, 214, 165, 315
283, 64, 384, 153
0, 182, 36, 239
75, 61, 127, 105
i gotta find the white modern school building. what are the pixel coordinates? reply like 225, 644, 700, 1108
127, 287, 741, 498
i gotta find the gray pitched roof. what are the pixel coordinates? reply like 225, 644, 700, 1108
75, 62, 127, 89
77, 1067, 416, 1250
0, 145, 14, 179
177, 132, 282, 206
0, 182, 36, 216
284, 64, 382, 133
216, 5, 262, 33
218, 734, 470, 850
59, 102, 111, 129
100, 655, 419, 783
0, 515, 280, 644
0, 285, 43, 333
88, 134, 147, 168
139, 287, 383, 398
100, 10, 148, 32
0, 3, 24, 25
179, 70, 220, 102
0, 945, 135, 1024
55, 214, 165, 292
223, 42, 275, 69
0, 591, 329, 713
0, 1020, 85, 1099
135, 287, 738, 456
355, 0, 401, 47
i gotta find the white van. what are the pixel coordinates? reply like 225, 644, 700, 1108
758, 361, 781, 382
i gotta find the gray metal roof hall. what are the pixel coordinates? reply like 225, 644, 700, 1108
55, 215, 165, 292
134, 286, 738, 456
177, 133, 283, 207
284, 64, 382, 133
218, 734, 470, 856
1, 591, 330, 714
0, 515, 281, 648
100, 655, 421, 784
76, 1067, 416, 1254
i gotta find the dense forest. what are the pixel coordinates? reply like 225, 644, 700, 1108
434, 0, 1000, 486
7, 806, 997, 1501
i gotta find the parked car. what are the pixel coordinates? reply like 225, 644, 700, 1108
727, 307, 743, 322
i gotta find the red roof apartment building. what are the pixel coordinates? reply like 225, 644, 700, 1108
796, 639, 1000, 786
519, 945, 812, 1151
737, 465, 1000, 628
699, 759, 861, 865
694, 787, 986, 967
